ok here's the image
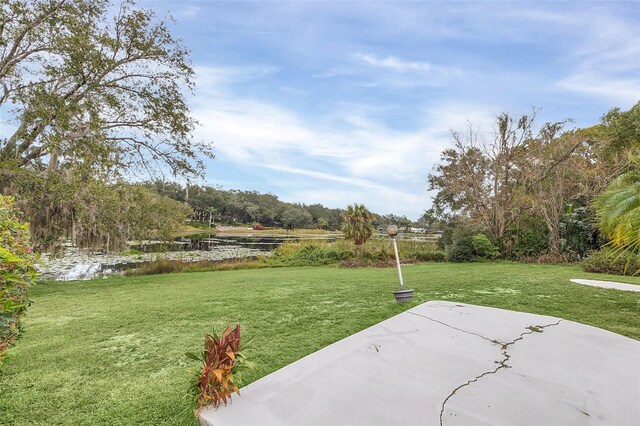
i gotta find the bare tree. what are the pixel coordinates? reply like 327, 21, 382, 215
429, 111, 580, 245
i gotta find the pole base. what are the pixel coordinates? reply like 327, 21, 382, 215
392, 289, 414, 303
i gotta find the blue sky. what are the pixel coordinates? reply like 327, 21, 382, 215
144, 0, 639, 219
17, 1, 640, 219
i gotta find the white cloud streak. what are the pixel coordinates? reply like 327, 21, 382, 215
354, 53, 462, 78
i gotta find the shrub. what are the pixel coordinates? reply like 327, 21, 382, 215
125, 258, 267, 276
358, 241, 392, 262
265, 242, 350, 266
186, 325, 250, 414
410, 250, 446, 262
266, 239, 444, 267
581, 249, 639, 276
447, 227, 499, 262
504, 215, 549, 259
0, 195, 37, 365
471, 234, 500, 259
389, 239, 445, 262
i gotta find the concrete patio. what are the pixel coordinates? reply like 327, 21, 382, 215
200, 301, 640, 426
570, 278, 640, 292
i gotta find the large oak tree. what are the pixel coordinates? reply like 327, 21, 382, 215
0, 0, 208, 252
1, 0, 210, 176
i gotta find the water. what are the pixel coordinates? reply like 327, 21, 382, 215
130, 233, 342, 253
36, 234, 340, 281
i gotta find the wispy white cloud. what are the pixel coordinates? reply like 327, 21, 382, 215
191, 65, 279, 90
176, 5, 200, 19
312, 53, 462, 88
549, 7, 639, 106
355, 53, 434, 73
353, 53, 463, 78
557, 73, 640, 105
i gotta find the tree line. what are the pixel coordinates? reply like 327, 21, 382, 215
145, 181, 414, 232
427, 102, 639, 262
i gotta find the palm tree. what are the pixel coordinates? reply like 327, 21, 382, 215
596, 153, 640, 258
341, 204, 375, 245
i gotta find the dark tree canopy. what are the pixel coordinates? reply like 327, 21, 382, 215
278, 207, 313, 230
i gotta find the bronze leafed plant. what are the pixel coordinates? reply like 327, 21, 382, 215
186, 324, 250, 415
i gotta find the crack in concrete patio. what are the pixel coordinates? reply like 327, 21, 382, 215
438, 319, 562, 426
406, 311, 562, 426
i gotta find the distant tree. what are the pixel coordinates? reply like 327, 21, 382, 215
281, 208, 313, 230
341, 204, 374, 245
416, 210, 447, 232
316, 217, 329, 230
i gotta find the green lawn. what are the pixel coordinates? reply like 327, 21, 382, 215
1, 262, 639, 425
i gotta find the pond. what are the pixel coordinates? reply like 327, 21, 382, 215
36, 233, 342, 281
130, 233, 341, 253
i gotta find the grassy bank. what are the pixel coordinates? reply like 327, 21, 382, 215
0, 263, 638, 425
214, 226, 342, 236
126, 239, 444, 276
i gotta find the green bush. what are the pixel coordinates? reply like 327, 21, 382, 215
125, 259, 267, 276
411, 250, 446, 262
581, 249, 639, 276
0, 196, 36, 365
357, 241, 392, 262
447, 227, 499, 262
504, 215, 549, 258
266, 239, 444, 267
471, 234, 500, 258
265, 242, 350, 266
394, 240, 445, 262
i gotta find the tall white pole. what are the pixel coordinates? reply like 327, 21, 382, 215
392, 237, 404, 290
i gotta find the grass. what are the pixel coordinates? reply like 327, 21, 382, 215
125, 259, 269, 276
0, 262, 639, 425
171, 226, 212, 238
123, 239, 444, 276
